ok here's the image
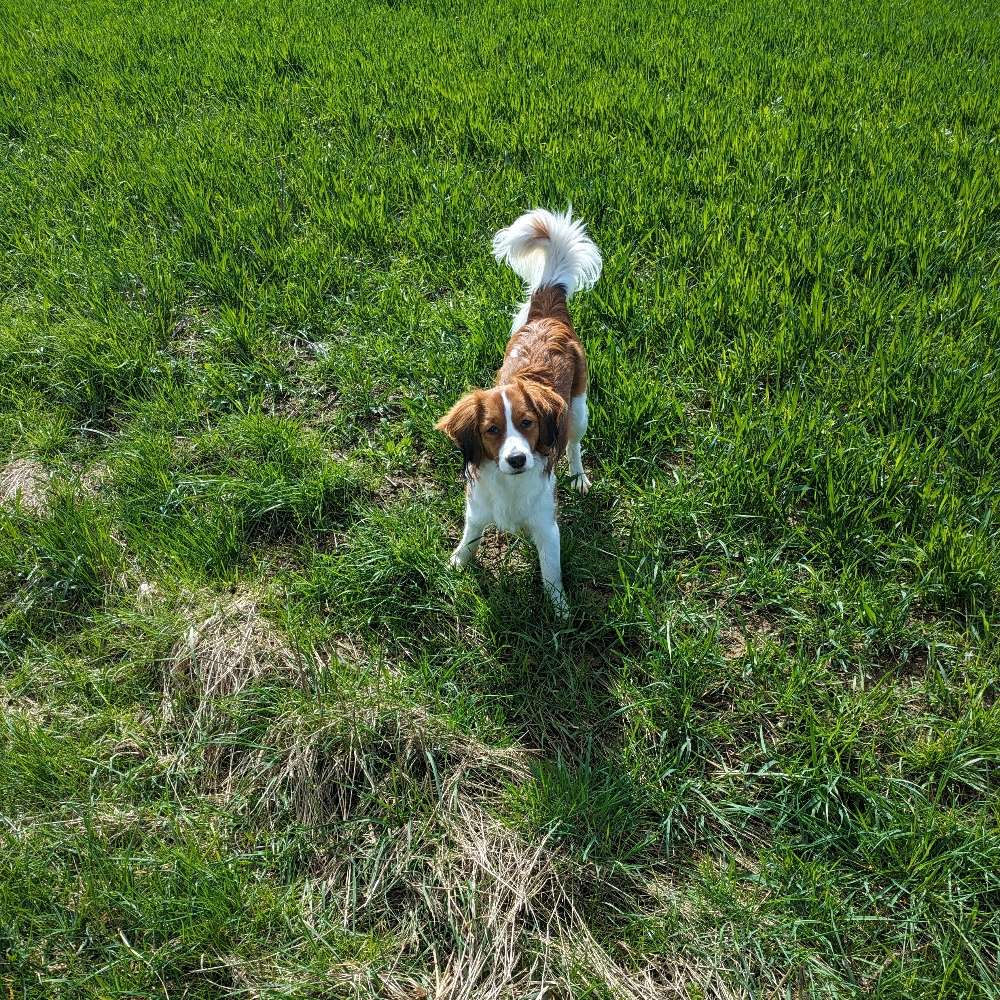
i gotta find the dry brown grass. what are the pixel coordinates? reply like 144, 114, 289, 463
227, 684, 530, 825
221, 686, 700, 999
0, 457, 49, 513
313, 789, 700, 999
163, 590, 305, 723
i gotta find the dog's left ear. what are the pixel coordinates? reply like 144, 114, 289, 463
435, 390, 484, 478
522, 380, 567, 459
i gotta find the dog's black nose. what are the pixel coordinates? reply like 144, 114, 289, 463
508, 452, 526, 470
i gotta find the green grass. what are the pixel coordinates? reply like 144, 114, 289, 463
1, 0, 999, 995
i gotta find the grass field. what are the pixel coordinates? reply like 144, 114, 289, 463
2, 0, 999, 996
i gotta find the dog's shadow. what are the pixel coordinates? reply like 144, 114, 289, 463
462, 474, 648, 801
441, 478, 701, 915
463, 575, 662, 888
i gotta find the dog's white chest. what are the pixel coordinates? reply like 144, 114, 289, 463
469, 462, 555, 534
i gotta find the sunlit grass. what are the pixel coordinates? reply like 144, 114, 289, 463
1, 0, 998, 996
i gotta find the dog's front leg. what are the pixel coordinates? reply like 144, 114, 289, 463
450, 489, 488, 569
531, 518, 568, 618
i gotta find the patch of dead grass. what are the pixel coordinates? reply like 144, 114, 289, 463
0, 457, 49, 513
225, 686, 529, 826
221, 688, 701, 998
307, 786, 699, 999
153, 593, 725, 997
163, 590, 305, 723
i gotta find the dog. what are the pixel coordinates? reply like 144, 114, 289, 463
435, 207, 602, 616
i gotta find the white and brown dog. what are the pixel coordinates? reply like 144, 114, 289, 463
436, 207, 602, 616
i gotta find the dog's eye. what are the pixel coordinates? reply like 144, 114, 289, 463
519, 418, 534, 429
486, 425, 501, 435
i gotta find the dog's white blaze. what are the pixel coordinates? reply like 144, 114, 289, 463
498, 389, 535, 473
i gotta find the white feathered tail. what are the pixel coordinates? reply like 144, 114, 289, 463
492, 207, 602, 333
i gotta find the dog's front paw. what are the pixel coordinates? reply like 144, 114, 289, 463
448, 548, 469, 570
571, 472, 592, 495
549, 587, 570, 620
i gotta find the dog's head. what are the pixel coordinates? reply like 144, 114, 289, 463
436, 378, 566, 478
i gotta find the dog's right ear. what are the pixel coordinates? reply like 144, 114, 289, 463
435, 391, 483, 479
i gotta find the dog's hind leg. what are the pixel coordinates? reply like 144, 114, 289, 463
567, 393, 591, 494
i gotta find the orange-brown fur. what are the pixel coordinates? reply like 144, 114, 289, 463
437, 286, 587, 475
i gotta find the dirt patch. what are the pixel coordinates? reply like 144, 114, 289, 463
168, 297, 214, 361
77, 459, 111, 497
720, 610, 779, 661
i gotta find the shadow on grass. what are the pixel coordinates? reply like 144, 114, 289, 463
454, 481, 695, 877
